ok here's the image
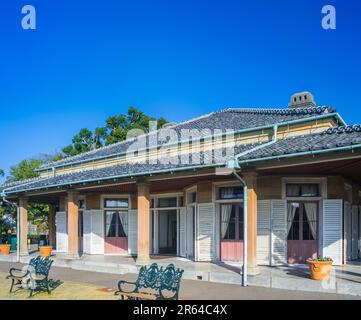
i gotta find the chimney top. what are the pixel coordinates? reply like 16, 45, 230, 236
289, 91, 316, 109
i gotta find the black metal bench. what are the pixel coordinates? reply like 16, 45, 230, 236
7, 256, 53, 297
115, 263, 184, 300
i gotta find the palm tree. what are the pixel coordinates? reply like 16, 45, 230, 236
0, 169, 4, 177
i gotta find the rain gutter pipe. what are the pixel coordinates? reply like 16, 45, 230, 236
226, 124, 278, 287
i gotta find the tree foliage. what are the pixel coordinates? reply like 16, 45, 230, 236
8, 159, 42, 182
62, 106, 167, 156
0, 169, 4, 177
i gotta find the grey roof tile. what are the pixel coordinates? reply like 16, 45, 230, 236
2, 125, 361, 195
38, 106, 337, 170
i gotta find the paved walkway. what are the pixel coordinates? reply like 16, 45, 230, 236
0, 261, 358, 300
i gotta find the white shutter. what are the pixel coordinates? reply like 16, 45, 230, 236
179, 208, 187, 257
323, 199, 343, 265
56, 212, 67, 253
128, 209, 137, 255
352, 205, 359, 260
83, 211, 91, 254
90, 210, 104, 254
271, 200, 287, 266
186, 206, 195, 259
344, 201, 352, 261
257, 200, 271, 265
197, 203, 215, 261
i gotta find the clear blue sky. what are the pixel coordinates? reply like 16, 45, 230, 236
0, 0, 360, 182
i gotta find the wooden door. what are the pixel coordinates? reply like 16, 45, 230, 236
287, 202, 318, 264
104, 211, 128, 254
220, 203, 244, 262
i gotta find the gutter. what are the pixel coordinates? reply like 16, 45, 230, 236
225, 124, 278, 287
2, 163, 225, 195
36, 112, 344, 172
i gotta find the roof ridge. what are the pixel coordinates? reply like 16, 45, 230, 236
219, 106, 335, 115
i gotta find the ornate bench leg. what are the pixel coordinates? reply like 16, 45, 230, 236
9, 279, 15, 293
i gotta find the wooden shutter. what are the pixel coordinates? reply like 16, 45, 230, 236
352, 205, 359, 260
128, 209, 137, 255
179, 207, 187, 257
323, 199, 343, 265
83, 211, 91, 254
257, 200, 271, 265
90, 210, 104, 254
344, 201, 352, 261
271, 200, 287, 266
186, 206, 195, 259
197, 203, 215, 261
56, 211, 67, 253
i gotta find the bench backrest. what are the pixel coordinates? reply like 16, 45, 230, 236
29, 256, 53, 276
135, 263, 184, 300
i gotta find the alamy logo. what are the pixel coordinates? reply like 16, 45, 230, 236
321, 5, 336, 30
21, 5, 36, 30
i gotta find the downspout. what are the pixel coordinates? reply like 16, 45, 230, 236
227, 124, 278, 287
1, 194, 20, 263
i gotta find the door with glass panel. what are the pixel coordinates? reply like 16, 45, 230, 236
104, 198, 129, 254
220, 203, 244, 262
78, 199, 85, 253
287, 202, 318, 264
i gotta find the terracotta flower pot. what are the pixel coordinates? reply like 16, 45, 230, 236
39, 246, 53, 257
0, 244, 11, 255
306, 260, 333, 281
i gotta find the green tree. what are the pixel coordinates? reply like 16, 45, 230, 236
63, 106, 168, 156
8, 159, 42, 182
6, 159, 49, 237
0, 169, 4, 177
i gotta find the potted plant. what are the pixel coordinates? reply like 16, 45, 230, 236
306, 256, 333, 280
0, 218, 13, 255
39, 236, 52, 257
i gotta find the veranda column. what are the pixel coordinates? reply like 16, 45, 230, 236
48, 204, 56, 248
243, 172, 259, 274
67, 191, 79, 258
19, 197, 29, 256
136, 181, 151, 265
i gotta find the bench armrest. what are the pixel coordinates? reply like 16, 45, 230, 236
7, 268, 29, 279
116, 280, 137, 294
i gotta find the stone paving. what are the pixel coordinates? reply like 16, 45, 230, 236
0, 262, 359, 300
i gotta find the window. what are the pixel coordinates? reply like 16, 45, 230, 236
104, 198, 129, 208
287, 202, 317, 241
286, 184, 319, 197
221, 204, 244, 240
78, 211, 84, 237
105, 211, 128, 237
158, 197, 177, 208
78, 199, 85, 237
219, 187, 243, 200
187, 192, 197, 204
287, 203, 300, 240
78, 199, 85, 210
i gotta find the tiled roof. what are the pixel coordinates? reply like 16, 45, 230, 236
237, 125, 361, 162
2, 125, 361, 195
38, 106, 337, 170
